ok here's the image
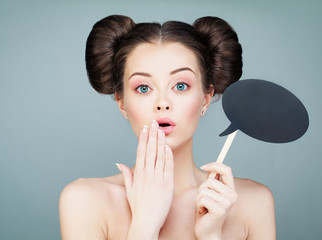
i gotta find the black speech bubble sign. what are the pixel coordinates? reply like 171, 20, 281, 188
219, 79, 309, 143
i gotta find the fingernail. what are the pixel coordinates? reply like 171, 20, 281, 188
200, 164, 208, 170
152, 120, 158, 129
115, 163, 122, 173
142, 125, 148, 134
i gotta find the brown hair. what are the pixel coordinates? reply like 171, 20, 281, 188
85, 15, 242, 100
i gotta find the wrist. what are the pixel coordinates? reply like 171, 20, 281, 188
198, 236, 221, 240
197, 233, 222, 240
127, 218, 159, 240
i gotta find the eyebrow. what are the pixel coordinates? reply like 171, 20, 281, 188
128, 67, 195, 80
170, 67, 195, 75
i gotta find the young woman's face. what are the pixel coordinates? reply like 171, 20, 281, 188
117, 42, 213, 149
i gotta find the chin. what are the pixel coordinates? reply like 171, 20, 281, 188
165, 134, 193, 151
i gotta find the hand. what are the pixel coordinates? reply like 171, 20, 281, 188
116, 120, 174, 235
194, 162, 238, 240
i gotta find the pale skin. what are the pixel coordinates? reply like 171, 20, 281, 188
59, 42, 276, 239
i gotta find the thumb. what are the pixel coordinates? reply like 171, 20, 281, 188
196, 200, 208, 216
116, 163, 133, 197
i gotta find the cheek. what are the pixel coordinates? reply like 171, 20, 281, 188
123, 95, 151, 136
166, 94, 203, 148
177, 94, 203, 120
188, 99, 203, 117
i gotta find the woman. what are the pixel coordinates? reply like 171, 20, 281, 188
59, 15, 276, 240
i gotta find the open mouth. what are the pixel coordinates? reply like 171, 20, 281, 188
159, 123, 171, 127
156, 118, 176, 135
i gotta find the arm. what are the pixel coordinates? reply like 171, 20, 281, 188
126, 218, 159, 240
59, 179, 107, 240
245, 181, 276, 240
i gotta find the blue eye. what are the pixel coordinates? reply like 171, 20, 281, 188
137, 85, 150, 93
175, 83, 188, 91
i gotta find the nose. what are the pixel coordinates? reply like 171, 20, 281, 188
157, 106, 170, 110
155, 94, 171, 112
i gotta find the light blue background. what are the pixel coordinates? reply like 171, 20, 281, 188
1, 0, 321, 239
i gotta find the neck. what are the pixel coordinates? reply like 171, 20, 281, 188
171, 138, 204, 195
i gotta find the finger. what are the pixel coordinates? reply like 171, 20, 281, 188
197, 188, 232, 209
196, 195, 225, 216
164, 145, 174, 182
201, 162, 235, 190
145, 120, 158, 173
116, 163, 133, 199
207, 171, 220, 180
198, 178, 232, 196
135, 125, 148, 172
195, 197, 208, 215
198, 178, 237, 205
155, 129, 165, 180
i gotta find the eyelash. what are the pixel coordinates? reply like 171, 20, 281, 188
135, 82, 190, 94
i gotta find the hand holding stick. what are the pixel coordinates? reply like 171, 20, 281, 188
195, 130, 238, 238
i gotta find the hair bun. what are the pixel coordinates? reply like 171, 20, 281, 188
193, 16, 242, 94
85, 15, 135, 94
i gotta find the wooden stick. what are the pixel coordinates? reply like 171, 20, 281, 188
209, 130, 238, 178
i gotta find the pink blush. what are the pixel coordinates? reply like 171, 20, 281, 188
178, 78, 192, 87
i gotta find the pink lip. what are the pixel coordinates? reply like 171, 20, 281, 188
156, 117, 176, 135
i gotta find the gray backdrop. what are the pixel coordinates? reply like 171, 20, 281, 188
1, 0, 321, 239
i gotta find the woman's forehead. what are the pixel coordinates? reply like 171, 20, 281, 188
124, 42, 201, 77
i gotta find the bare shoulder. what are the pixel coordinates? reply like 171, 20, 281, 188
59, 174, 125, 215
233, 178, 276, 239
60, 176, 120, 206
61, 173, 124, 197
59, 174, 125, 240
234, 177, 274, 200
234, 177, 275, 214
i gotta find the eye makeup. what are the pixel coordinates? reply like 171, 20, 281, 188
129, 77, 194, 94
172, 81, 190, 92
128, 70, 196, 95
135, 84, 151, 94
129, 78, 150, 89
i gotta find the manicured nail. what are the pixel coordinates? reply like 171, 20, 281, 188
152, 120, 158, 130
200, 164, 208, 170
142, 125, 148, 134
115, 163, 122, 172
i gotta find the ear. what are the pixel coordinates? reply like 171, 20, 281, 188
115, 92, 127, 118
201, 85, 214, 116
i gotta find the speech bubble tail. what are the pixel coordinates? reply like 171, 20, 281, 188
219, 123, 238, 137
